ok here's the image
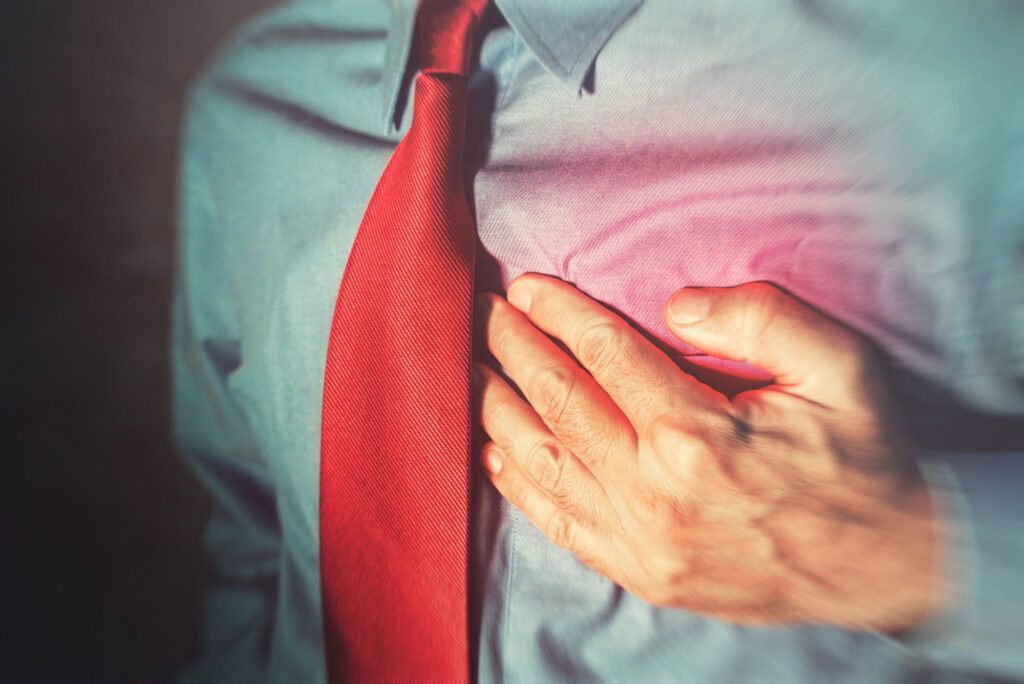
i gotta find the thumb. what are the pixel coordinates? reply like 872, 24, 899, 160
664, 282, 875, 405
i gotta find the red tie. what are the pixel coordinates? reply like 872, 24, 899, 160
319, 0, 487, 680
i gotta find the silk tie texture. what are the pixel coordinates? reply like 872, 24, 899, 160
320, 0, 488, 680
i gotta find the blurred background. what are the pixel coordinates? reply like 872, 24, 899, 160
1, 0, 274, 681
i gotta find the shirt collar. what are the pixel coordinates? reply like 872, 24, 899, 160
382, 0, 642, 133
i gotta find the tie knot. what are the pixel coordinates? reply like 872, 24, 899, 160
417, 0, 488, 76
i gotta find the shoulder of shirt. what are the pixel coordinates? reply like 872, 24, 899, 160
185, 0, 409, 146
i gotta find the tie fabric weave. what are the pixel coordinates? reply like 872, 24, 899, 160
319, 0, 488, 680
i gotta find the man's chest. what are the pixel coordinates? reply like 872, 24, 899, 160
224, 0, 1021, 628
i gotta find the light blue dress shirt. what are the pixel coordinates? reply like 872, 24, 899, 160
173, 0, 1024, 681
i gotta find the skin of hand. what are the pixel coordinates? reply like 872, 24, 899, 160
473, 274, 945, 633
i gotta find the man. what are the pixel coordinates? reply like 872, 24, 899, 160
173, 0, 1024, 681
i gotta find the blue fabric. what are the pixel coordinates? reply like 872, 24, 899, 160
172, 0, 1024, 681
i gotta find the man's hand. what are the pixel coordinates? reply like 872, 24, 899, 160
474, 274, 943, 633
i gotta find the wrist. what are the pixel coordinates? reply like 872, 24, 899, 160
875, 475, 947, 635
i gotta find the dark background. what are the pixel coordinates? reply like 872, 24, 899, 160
2, 1, 275, 681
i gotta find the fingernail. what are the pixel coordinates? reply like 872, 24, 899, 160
482, 445, 503, 475
506, 281, 532, 312
668, 288, 712, 325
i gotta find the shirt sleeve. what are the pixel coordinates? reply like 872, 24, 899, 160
896, 121, 1024, 678
171, 86, 281, 684
890, 449, 1024, 680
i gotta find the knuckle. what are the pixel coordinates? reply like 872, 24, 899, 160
544, 510, 578, 550
526, 441, 567, 493
550, 484, 580, 512
652, 428, 725, 487
647, 416, 712, 465
527, 364, 577, 424
628, 486, 662, 521
627, 488, 696, 537
575, 319, 629, 374
739, 282, 786, 346
628, 488, 671, 524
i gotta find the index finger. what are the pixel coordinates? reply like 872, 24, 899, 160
505, 274, 727, 433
